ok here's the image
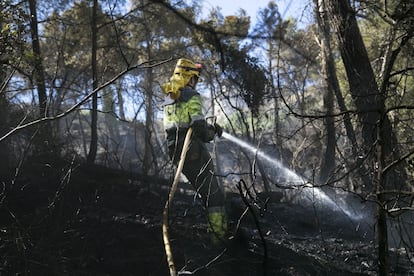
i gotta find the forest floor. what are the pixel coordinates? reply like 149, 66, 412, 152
1, 161, 413, 275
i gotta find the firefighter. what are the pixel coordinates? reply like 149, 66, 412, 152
161, 58, 227, 243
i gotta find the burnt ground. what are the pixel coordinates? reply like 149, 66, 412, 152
1, 162, 413, 275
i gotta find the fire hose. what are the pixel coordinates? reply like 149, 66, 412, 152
162, 127, 193, 276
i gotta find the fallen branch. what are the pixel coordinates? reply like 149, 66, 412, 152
162, 128, 193, 276
181, 248, 227, 275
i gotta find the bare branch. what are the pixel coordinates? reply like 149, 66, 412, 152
383, 147, 414, 174
0, 58, 172, 142
236, 179, 268, 273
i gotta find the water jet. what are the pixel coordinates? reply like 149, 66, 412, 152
221, 132, 364, 221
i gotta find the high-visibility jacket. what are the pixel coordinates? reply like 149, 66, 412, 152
163, 86, 204, 131
164, 86, 215, 143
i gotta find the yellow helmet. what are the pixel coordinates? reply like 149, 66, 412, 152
173, 58, 202, 81
161, 58, 202, 100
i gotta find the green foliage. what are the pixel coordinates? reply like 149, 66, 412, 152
196, 9, 250, 54
194, 9, 268, 117
222, 46, 269, 116
222, 14, 250, 38
42, 1, 126, 79
357, 0, 414, 151
254, 1, 283, 38
0, 0, 27, 65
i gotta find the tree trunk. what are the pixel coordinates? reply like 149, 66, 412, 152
102, 87, 119, 156
143, 66, 155, 175
140, 11, 157, 175
315, 0, 371, 190
319, 89, 336, 183
87, 0, 98, 164
375, 123, 388, 276
0, 69, 10, 176
29, 0, 52, 154
324, 0, 403, 274
269, 42, 283, 161
0, 15, 9, 174
325, 0, 381, 149
116, 79, 126, 121
314, 0, 336, 183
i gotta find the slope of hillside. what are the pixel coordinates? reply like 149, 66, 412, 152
1, 162, 412, 275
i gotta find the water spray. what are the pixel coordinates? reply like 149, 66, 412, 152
221, 131, 363, 221
222, 132, 303, 184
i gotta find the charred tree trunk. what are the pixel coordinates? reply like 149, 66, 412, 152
143, 66, 155, 175
116, 79, 126, 121
0, 70, 10, 176
0, 14, 9, 174
319, 89, 336, 183
325, 0, 381, 150
29, 0, 47, 118
314, 0, 336, 184
29, 0, 52, 155
324, 0, 406, 274
140, 10, 158, 176
375, 121, 389, 276
314, 0, 370, 188
87, 0, 98, 164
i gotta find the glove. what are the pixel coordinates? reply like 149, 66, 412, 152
192, 119, 206, 134
192, 120, 215, 142
214, 123, 223, 137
